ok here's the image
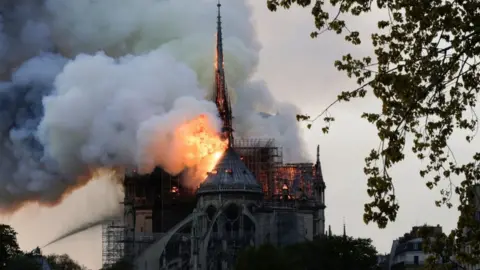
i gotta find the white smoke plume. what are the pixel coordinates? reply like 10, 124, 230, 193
0, 0, 307, 210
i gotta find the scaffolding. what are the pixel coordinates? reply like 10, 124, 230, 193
101, 137, 321, 265
102, 219, 126, 268
102, 167, 198, 267
233, 138, 283, 198
123, 168, 196, 233
277, 163, 315, 198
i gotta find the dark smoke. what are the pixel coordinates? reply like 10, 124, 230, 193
0, 0, 53, 79
0, 53, 70, 209
0, 0, 307, 226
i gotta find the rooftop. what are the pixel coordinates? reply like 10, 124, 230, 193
196, 147, 263, 195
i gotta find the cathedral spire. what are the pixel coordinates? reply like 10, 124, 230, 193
315, 145, 324, 183
214, 0, 234, 148
343, 218, 347, 237
216, 0, 224, 75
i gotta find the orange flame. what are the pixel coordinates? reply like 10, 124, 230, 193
176, 114, 227, 187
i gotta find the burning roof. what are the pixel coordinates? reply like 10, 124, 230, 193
197, 147, 263, 195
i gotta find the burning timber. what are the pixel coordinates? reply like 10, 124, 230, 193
102, 2, 326, 269
102, 138, 326, 268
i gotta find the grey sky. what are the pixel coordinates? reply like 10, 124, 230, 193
1, 1, 464, 269
250, 0, 458, 250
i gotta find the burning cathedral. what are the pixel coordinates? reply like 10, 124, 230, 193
102, 2, 326, 270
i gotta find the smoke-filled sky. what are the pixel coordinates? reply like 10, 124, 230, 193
0, 0, 307, 211
0, 0, 466, 269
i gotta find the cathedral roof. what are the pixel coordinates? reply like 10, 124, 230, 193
196, 147, 263, 195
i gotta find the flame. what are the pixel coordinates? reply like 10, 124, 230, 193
176, 114, 227, 187
177, 114, 227, 162
207, 151, 224, 172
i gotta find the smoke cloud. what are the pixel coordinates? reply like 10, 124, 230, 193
0, 0, 307, 210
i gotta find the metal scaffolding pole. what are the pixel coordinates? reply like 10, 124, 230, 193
102, 220, 126, 268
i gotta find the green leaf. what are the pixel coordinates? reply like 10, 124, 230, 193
268, 0, 480, 264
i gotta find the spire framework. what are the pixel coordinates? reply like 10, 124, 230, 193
214, 0, 234, 148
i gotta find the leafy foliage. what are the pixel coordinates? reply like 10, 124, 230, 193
46, 254, 88, 270
267, 0, 480, 265
0, 224, 21, 269
4, 254, 41, 270
0, 224, 88, 270
236, 244, 288, 270
101, 259, 133, 270
235, 235, 379, 270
